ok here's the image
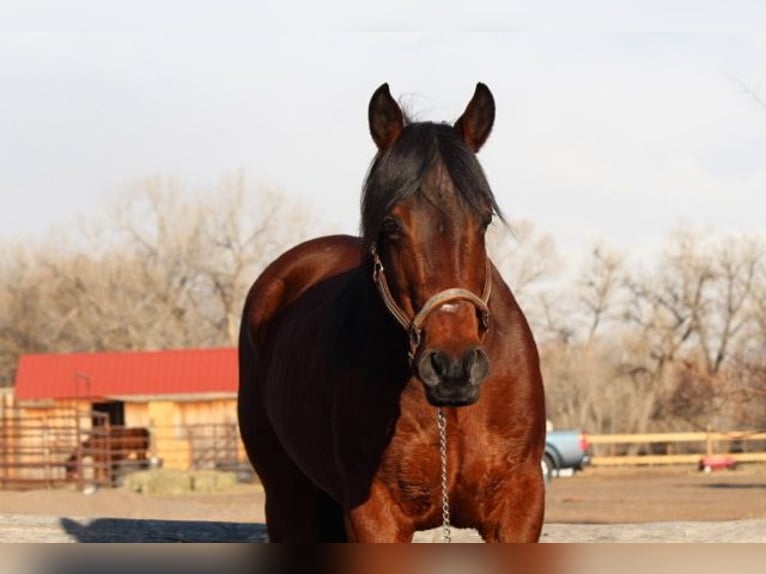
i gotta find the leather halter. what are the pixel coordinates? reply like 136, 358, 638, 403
371, 246, 492, 361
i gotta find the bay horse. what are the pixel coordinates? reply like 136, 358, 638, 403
238, 83, 546, 542
65, 426, 151, 485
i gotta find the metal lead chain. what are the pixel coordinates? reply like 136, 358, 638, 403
437, 407, 451, 543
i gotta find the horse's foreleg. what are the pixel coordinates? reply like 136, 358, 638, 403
344, 482, 416, 542
241, 410, 346, 541
477, 471, 545, 543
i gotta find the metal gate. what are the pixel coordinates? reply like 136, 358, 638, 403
0, 407, 106, 489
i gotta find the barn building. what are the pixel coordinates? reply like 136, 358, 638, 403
4, 348, 247, 486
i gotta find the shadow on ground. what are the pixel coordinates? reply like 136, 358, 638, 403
59, 517, 268, 542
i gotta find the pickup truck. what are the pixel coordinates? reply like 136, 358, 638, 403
543, 429, 590, 482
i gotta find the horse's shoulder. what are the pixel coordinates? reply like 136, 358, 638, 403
244, 234, 363, 335
288, 234, 363, 262
257, 234, 362, 291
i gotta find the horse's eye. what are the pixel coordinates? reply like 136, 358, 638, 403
481, 214, 493, 231
381, 216, 402, 237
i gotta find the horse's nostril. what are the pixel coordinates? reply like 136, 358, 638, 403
462, 348, 478, 370
430, 351, 450, 378
417, 350, 446, 387
465, 346, 490, 384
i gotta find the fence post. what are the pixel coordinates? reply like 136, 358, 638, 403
105, 420, 113, 487
42, 414, 51, 488
0, 399, 7, 488
74, 411, 84, 492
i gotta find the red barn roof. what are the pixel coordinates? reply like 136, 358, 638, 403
14, 348, 238, 401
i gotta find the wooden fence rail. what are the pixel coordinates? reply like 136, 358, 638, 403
588, 430, 766, 466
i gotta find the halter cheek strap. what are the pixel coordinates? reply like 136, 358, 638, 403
371, 246, 492, 361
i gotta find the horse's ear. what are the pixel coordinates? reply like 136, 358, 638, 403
369, 83, 404, 152
454, 83, 495, 152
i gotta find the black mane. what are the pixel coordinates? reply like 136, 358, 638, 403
360, 121, 503, 252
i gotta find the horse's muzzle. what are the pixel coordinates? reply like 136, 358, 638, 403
417, 346, 490, 406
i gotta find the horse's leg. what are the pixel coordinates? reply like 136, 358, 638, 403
240, 401, 345, 542
476, 471, 545, 542
316, 489, 348, 542
110, 459, 119, 487
262, 477, 347, 542
344, 482, 416, 542
257, 443, 346, 541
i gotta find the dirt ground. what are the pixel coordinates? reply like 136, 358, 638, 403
544, 464, 766, 523
1, 464, 765, 527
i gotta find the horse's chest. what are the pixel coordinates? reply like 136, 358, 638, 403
379, 428, 494, 519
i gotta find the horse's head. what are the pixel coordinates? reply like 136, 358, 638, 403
362, 83, 501, 407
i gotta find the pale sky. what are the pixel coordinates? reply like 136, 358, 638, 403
1, 2, 765, 266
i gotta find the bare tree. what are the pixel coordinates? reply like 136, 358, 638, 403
577, 245, 625, 342
193, 174, 316, 345
623, 229, 714, 375
487, 219, 564, 343
622, 228, 764, 430
730, 74, 766, 113
544, 228, 765, 435
0, 175, 317, 387
88, 174, 318, 347
487, 220, 561, 300
0, 240, 55, 385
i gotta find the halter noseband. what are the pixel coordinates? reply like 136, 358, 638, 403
371, 246, 492, 361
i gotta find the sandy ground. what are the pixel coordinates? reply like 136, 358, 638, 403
1, 465, 765, 541
0, 482, 267, 524
544, 465, 766, 524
